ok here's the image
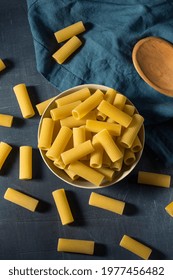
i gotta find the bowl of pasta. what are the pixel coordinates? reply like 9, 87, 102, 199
38, 84, 145, 189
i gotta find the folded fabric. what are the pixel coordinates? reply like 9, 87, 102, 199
27, 0, 173, 166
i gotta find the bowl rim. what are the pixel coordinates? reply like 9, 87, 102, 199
38, 84, 145, 189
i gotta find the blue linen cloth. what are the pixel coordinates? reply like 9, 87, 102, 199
27, 0, 173, 166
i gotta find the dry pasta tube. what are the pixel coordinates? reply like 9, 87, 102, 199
95, 129, 123, 162
54, 21, 85, 43
90, 137, 104, 168
36, 97, 54, 116
54, 157, 66, 169
97, 100, 132, 128
52, 189, 74, 225
19, 146, 32, 179
72, 89, 104, 120
138, 171, 171, 188
102, 151, 112, 167
89, 192, 125, 215
0, 114, 13, 127
46, 126, 72, 161
38, 118, 54, 150
86, 119, 121, 136
13, 83, 35, 118
123, 104, 135, 116
96, 88, 117, 120
119, 235, 152, 260
113, 93, 126, 110
131, 135, 142, 152
4, 188, 39, 212
64, 168, 79, 180
0, 142, 12, 170
68, 161, 105, 186
96, 167, 115, 181
56, 87, 90, 107
61, 140, 94, 165
58, 238, 95, 255
124, 149, 136, 166
60, 110, 96, 128
111, 146, 125, 171
52, 36, 82, 64
0, 59, 6, 72
73, 126, 86, 147
165, 201, 173, 217
50, 100, 81, 121
119, 114, 144, 148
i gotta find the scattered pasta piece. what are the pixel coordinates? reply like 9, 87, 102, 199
89, 192, 125, 215
38, 118, 55, 150
36, 97, 55, 116
52, 189, 74, 225
19, 146, 32, 180
54, 21, 85, 43
119, 235, 152, 260
13, 83, 35, 118
4, 188, 39, 212
138, 171, 171, 188
57, 238, 95, 255
0, 142, 12, 170
52, 36, 82, 64
56, 87, 90, 106
0, 58, 6, 72
0, 113, 13, 127
165, 201, 173, 217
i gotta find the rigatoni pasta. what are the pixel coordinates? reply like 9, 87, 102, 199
138, 171, 171, 188
89, 192, 125, 215
165, 201, 173, 217
56, 87, 90, 107
0, 142, 12, 170
38, 118, 54, 150
57, 238, 95, 255
52, 36, 82, 64
19, 146, 32, 180
52, 189, 74, 225
54, 21, 85, 43
0, 113, 13, 127
36, 97, 55, 116
50, 100, 81, 121
0, 58, 6, 72
13, 83, 35, 118
119, 235, 152, 260
4, 188, 39, 212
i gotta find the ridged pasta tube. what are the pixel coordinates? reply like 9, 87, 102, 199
0, 114, 13, 127
56, 87, 90, 107
38, 118, 54, 150
54, 21, 85, 43
57, 238, 95, 255
19, 146, 32, 180
138, 171, 171, 188
36, 97, 54, 116
0, 142, 12, 170
0, 59, 6, 72
165, 201, 173, 217
50, 100, 81, 121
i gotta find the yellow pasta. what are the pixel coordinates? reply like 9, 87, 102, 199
165, 201, 173, 217
38, 118, 55, 150
56, 87, 91, 107
52, 189, 74, 225
113, 93, 126, 110
4, 188, 39, 212
13, 83, 35, 118
138, 171, 171, 188
60, 110, 96, 128
111, 146, 125, 171
54, 157, 66, 170
52, 36, 82, 64
97, 100, 132, 128
68, 161, 105, 186
46, 126, 72, 161
102, 151, 112, 167
0, 113, 13, 127
124, 149, 136, 166
96, 88, 117, 120
96, 167, 115, 181
89, 192, 125, 215
73, 126, 86, 147
64, 168, 79, 180
50, 100, 81, 121
0, 142, 12, 170
54, 21, 85, 43
90, 136, 104, 168
86, 119, 121, 136
61, 140, 94, 165
19, 146, 32, 180
119, 235, 152, 260
57, 238, 95, 255
131, 136, 143, 152
119, 114, 144, 148
95, 129, 123, 162
123, 104, 135, 116
36, 97, 54, 116
72, 89, 104, 120
0, 58, 6, 72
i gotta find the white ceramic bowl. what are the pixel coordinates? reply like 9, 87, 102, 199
38, 84, 145, 189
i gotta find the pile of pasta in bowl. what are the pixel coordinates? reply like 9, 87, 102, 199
38, 84, 145, 189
